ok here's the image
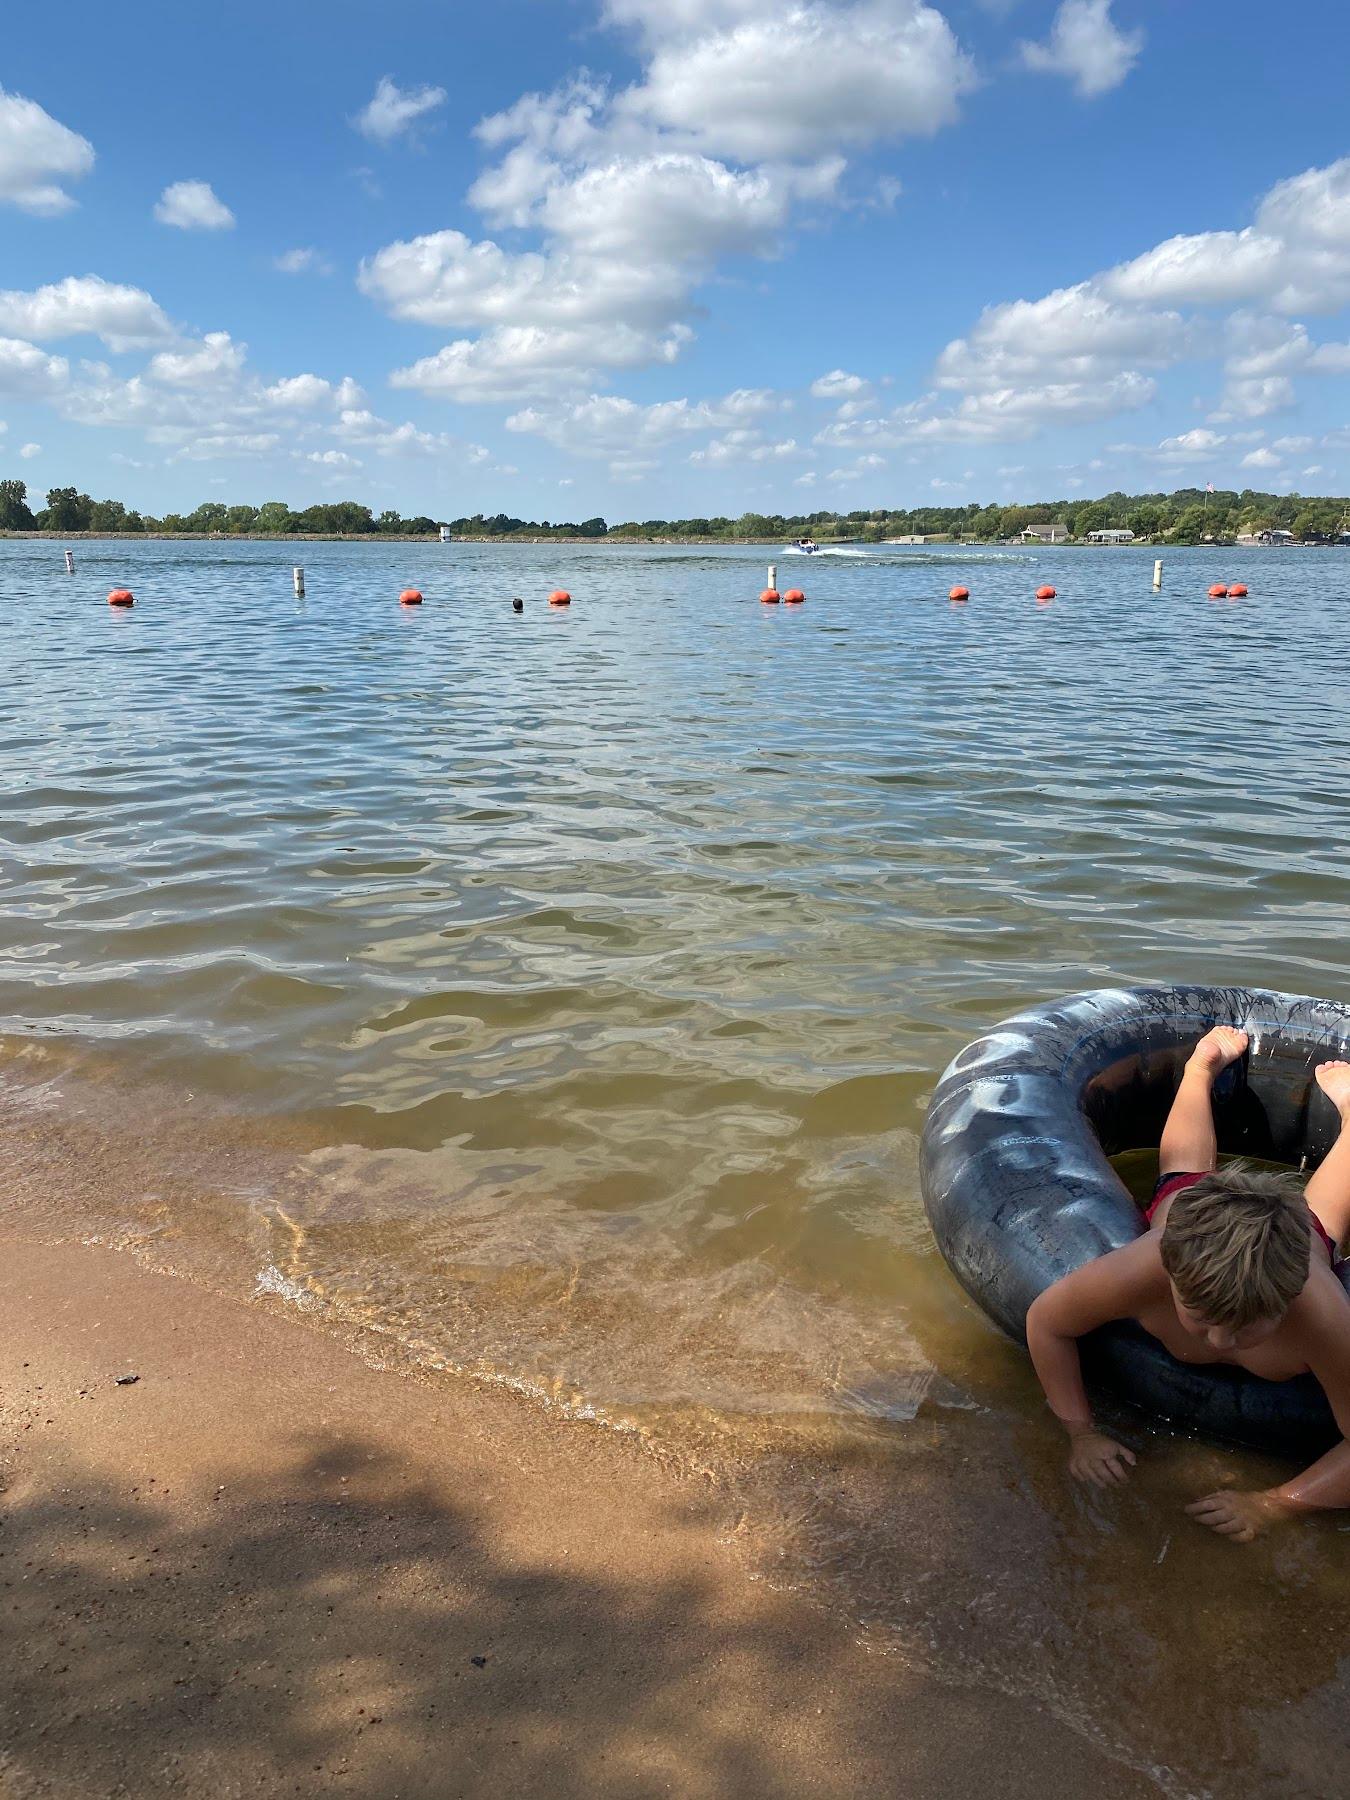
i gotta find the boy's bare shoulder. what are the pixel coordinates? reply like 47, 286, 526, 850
1031, 1233, 1169, 1333
1294, 1260, 1350, 1340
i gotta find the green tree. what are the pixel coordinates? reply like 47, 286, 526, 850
1168, 504, 1211, 543
1073, 500, 1113, 538
1127, 501, 1164, 537
88, 498, 127, 533
45, 487, 93, 530
0, 478, 34, 529
257, 500, 292, 533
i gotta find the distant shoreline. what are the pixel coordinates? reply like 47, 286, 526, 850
4, 530, 801, 546
9, 530, 1301, 549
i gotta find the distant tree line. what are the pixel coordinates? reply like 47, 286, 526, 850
0, 485, 442, 537
2, 479, 1348, 543
601, 488, 1350, 543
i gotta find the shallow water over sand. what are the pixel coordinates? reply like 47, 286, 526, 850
4, 536, 1350, 1794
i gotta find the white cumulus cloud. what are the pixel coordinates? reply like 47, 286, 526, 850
275, 247, 334, 276
1019, 0, 1144, 98
918, 154, 1350, 443
934, 282, 1188, 393
20, 441, 40, 458
304, 449, 363, 469
810, 369, 869, 399
154, 180, 235, 230
0, 336, 70, 400
354, 77, 447, 144
363, 151, 804, 401
816, 369, 1157, 448
1103, 160, 1350, 317
0, 87, 93, 214
390, 323, 693, 405
0, 276, 174, 351
506, 387, 782, 454
689, 431, 801, 463
615, 0, 975, 162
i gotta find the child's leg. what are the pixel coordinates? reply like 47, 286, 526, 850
1158, 1027, 1249, 1174
1306, 1064, 1350, 1252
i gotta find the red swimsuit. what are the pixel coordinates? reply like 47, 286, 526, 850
1147, 1170, 1338, 1261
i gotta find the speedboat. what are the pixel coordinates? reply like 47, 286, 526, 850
793, 537, 818, 554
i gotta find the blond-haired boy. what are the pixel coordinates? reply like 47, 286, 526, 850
1027, 1027, 1350, 1540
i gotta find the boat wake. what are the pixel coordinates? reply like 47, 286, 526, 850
784, 545, 873, 559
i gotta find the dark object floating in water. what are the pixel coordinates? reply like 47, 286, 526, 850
920, 985, 1350, 1458
512, 598, 524, 612
115, 1373, 140, 1386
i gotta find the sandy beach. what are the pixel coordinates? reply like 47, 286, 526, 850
0, 1237, 1155, 1799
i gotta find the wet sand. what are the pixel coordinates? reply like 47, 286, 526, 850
0, 1237, 1154, 1799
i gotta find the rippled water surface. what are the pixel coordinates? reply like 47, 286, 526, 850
4, 535, 1350, 1795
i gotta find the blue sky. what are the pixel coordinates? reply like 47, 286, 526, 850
3, 0, 1350, 519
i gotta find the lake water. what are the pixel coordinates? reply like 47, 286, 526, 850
4, 535, 1350, 1796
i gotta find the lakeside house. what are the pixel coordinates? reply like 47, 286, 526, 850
1086, 528, 1135, 544
1019, 522, 1071, 544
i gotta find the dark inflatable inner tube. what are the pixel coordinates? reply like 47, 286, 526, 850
920, 986, 1350, 1459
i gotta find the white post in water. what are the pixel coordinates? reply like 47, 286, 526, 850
64, 549, 75, 575
1152, 558, 1163, 591
767, 562, 777, 591
293, 566, 305, 598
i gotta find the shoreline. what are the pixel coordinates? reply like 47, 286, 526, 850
5, 530, 845, 546
0, 1234, 1155, 1799
6, 530, 1296, 549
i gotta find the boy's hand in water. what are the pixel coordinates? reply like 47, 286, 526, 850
1188, 1026, 1250, 1077
1067, 1427, 1137, 1487
1185, 1488, 1294, 1542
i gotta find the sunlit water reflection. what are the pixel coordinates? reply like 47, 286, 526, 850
3, 536, 1350, 1794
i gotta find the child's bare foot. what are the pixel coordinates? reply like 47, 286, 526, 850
1188, 1026, 1250, 1078
1315, 1061, 1350, 1124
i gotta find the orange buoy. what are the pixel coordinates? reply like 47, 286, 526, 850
783, 588, 805, 604
1036, 585, 1056, 600
1227, 583, 1248, 598
549, 589, 571, 606
107, 588, 134, 607
399, 588, 423, 605
1207, 584, 1228, 598
760, 588, 781, 604
949, 586, 969, 603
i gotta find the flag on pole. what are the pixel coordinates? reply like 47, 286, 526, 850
1206, 482, 1215, 494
